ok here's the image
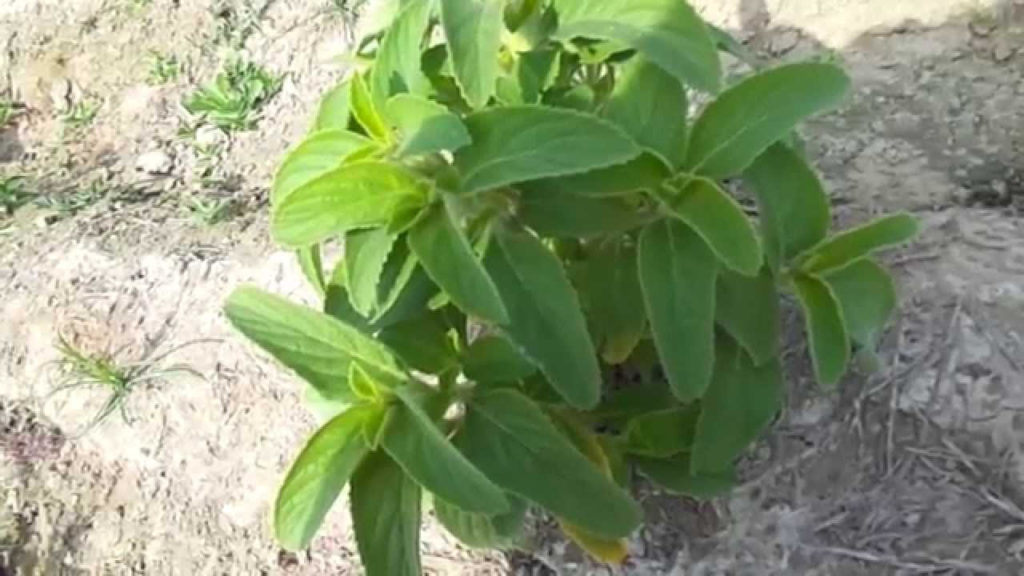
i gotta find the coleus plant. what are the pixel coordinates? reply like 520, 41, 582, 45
224, 0, 919, 572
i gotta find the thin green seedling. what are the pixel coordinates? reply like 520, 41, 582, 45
147, 52, 182, 85
46, 335, 207, 436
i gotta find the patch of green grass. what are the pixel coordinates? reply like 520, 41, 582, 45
0, 176, 35, 216
147, 52, 182, 85
184, 59, 282, 132
61, 100, 100, 133
49, 335, 200, 433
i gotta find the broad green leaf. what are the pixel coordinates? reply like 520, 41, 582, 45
553, 0, 721, 93
633, 452, 735, 498
408, 202, 509, 323
351, 73, 391, 141
461, 334, 537, 383
313, 80, 351, 131
577, 240, 647, 364
374, 256, 439, 327
527, 152, 671, 198
518, 188, 650, 239
484, 224, 601, 409
371, 0, 433, 108
386, 94, 472, 157
662, 177, 762, 276
377, 313, 459, 374
801, 214, 919, 274
685, 62, 851, 178
715, 267, 780, 365
434, 495, 528, 549
274, 406, 375, 550
638, 219, 717, 401
304, 385, 350, 423
624, 405, 700, 458
455, 389, 643, 538
603, 56, 688, 167
225, 287, 403, 400
273, 130, 375, 204
744, 143, 830, 271
514, 49, 560, 104
296, 245, 326, 299
324, 278, 374, 334
350, 451, 421, 576
707, 23, 760, 70
440, 0, 504, 108
272, 162, 428, 248
456, 106, 641, 194
824, 259, 896, 349
793, 274, 849, 388
381, 387, 509, 514
345, 227, 398, 316
691, 334, 783, 474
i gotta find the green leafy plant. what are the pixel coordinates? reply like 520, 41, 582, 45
0, 176, 35, 216
147, 51, 182, 85
225, 0, 918, 571
184, 59, 282, 132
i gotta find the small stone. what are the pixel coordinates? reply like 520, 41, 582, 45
194, 125, 226, 148
35, 213, 59, 228
769, 30, 800, 55
994, 41, 1016, 62
136, 149, 174, 175
49, 78, 72, 112
969, 19, 997, 37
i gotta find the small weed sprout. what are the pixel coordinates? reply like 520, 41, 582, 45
147, 52, 182, 85
0, 176, 35, 216
184, 59, 282, 132
34, 179, 107, 218
0, 99, 22, 127
61, 100, 100, 134
48, 335, 201, 434
186, 194, 236, 226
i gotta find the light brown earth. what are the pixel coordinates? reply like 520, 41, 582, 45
2, 0, 1023, 574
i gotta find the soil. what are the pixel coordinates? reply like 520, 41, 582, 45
2, 0, 1023, 574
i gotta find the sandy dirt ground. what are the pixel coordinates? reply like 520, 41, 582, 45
1, 0, 1023, 574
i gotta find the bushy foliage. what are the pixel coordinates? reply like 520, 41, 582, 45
225, 0, 917, 571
